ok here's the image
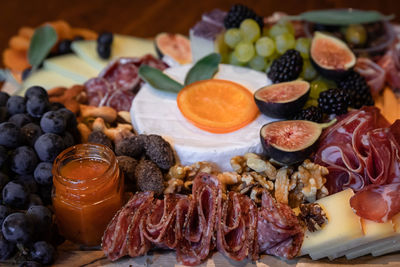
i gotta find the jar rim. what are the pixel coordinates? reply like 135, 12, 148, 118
52, 143, 117, 188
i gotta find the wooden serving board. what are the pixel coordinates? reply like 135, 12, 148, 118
52, 242, 400, 267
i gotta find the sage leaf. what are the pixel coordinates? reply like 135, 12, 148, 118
184, 53, 221, 86
139, 65, 183, 93
288, 9, 394, 25
28, 25, 58, 69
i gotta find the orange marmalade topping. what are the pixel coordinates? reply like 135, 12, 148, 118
53, 144, 123, 246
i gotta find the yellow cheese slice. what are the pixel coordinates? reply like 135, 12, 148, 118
71, 34, 156, 70
43, 54, 100, 83
21, 69, 77, 95
300, 189, 363, 256
327, 218, 395, 260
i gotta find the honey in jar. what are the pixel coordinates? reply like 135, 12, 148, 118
52, 144, 124, 246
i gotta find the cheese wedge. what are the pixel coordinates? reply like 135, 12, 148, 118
325, 218, 395, 260
371, 214, 400, 257
300, 189, 363, 256
22, 69, 77, 94
43, 54, 100, 83
71, 34, 156, 70
345, 214, 400, 259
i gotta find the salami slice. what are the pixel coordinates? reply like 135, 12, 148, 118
100, 59, 141, 92
176, 173, 223, 266
104, 89, 135, 111
164, 195, 190, 249
140, 54, 168, 70
101, 192, 154, 261
144, 194, 183, 246
84, 77, 113, 107
257, 190, 304, 259
216, 191, 258, 261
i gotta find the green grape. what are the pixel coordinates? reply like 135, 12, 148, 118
275, 33, 295, 54
249, 55, 267, 71
234, 42, 255, 63
304, 98, 319, 108
268, 24, 289, 39
240, 19, 260, 43
255, 37, 275, 57
228, 52, 245, 66
224, 28, 242, 49
295, 37, 311, 59
345, 24, 367, 46
310, 80, 329, 99
278, 20, 295, 35
300, 60, 317, 81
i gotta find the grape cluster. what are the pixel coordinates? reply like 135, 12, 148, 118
0, 86, 79, 265
222, 18, 316, 79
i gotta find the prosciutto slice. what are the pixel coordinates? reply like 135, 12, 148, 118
176, 173, 223, 266
355, 57, 386, 96
315, 107, 400, 222
257, 190, 304, 259
216, 191, 258, 261
378, 42, 400, 90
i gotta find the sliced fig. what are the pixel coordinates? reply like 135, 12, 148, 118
254, 81, 310, 119
260, 119, 336, 165
310, 32, 356, 80
155, 33, 192, 64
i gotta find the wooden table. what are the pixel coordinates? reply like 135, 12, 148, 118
0, 0, 399, 66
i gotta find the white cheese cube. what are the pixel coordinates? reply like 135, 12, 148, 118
43, 54, 100, 83
300, 188, 363, 256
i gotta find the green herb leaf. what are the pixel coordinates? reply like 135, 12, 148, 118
28, 25, 58, 69
289, 9, 394, 25
184, 53, 221, 86
139, 65, 183, 93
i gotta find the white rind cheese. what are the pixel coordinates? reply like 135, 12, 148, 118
131, 64, 271, 171
43, 54, 100, 83
300, 189, 363, 256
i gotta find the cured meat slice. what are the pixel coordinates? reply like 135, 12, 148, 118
140, 54, 168, 70
84, 77, 114, 107
355, 57, 386, 96
144, 194, 186, 247
378, 43, 400, 90
125, 193, 155, 257
350, 183, 400, 223
104, 90, 135, 111
257, 190, 304, 259
164, 195, 190, 249
102, 192, 154, 261
176, 173, 223, 266
100, 59, 141, 92
216, 191, 258, 261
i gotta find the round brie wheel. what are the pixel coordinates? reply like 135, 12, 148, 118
131, 64, 273, 171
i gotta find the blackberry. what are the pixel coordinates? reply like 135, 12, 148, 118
224, 4, 263, 30
293, 106, 323, 123
267, 49, 303, 83
318, 88, 349, 115
338, 71, 374, 109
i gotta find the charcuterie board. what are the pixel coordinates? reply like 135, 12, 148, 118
0, 6, 400, 267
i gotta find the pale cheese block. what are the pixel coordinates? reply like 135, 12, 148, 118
326, 218, 395, 260
43, 54, 100, 83
300, 189, 363, 256
71, 34, 156, 70
21, 69, 77, 94
131, 64, 271, 171
344, 213, 400, 259
371, 214, 400, 257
